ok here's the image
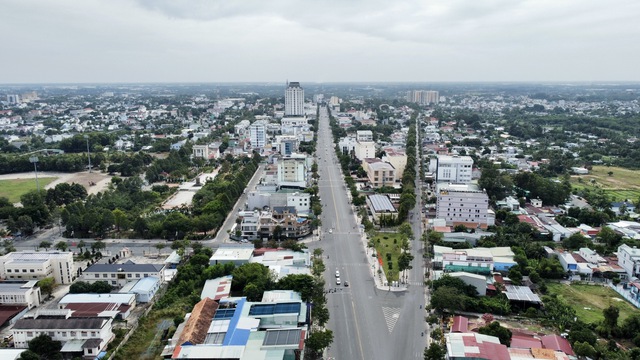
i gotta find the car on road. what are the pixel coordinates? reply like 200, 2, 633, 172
328, 229, 333, 234
344, 281, 349, 287
335, 270, 340, 277
336, 277, 341, 285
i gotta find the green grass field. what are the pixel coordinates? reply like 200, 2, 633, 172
0, 178, 57, 203
372, 232, 405, 282
546, 282, 639, 324
570, 165, 640, 201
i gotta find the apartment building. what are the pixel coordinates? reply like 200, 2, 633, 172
285, 82, 304, 117
0, 251, 74, 284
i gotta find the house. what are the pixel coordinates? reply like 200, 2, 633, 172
557, 252, 578, 273
200, 275, 232, 301
82, 261, 165, 288
618, 244, 640, 278
12, 311, 114, 357
611, 201, 636, 215
0, 251, 75, 284
0, 281, 41, 309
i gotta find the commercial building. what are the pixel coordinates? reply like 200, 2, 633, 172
82, 262, 165, 288
362, 158, 396, 188
285, 82, 304, 117
0, 251, 75, 285
276, 154, 309, 189
12, 311, 114, 357
429, 155, 473, 184
163, 294, 308, 359
366, 194, 398, 224
435, 183, 494, 228
0, 281, 41, 309
382, 149, 407, 180
210, 244, 255, 266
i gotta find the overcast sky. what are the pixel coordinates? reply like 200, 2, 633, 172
2, 0, 639, 83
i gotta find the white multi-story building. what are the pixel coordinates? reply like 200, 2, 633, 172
618, 244, 640, 279
247, 191, 311, 214
429, 155, 473, 183
285, 82, 304, 117
338, 136, 357, 156
277, 154, 308, 189
356, 130, 374, 142
436, 183, 494, 228
234, 119, 251, 135
0, 281, 42, 309
355, 141, 376, 160
82, 263, 165, 288
0, 251, 75, 284
12, 312, 113, 356
249, 120, 267, 149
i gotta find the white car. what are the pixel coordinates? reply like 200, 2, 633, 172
336, 277, 341, 285
335, 270, 340, 277
328, 229, 333, 234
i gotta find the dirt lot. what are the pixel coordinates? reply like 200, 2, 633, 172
0, 171, 113, 196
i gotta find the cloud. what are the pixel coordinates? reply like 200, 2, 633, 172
0, 0, 639, 82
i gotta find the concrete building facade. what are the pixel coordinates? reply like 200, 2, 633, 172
0, 251, 75, 285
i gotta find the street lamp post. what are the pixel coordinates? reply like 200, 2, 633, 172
84, 135, 92, 173
29, 156, 40, 192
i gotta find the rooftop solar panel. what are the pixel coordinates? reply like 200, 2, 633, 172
249, 302, 301, 316
262, 329, 302, 346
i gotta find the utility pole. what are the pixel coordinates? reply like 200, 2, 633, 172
84, 135, 92, 173
29, 156, 40, 192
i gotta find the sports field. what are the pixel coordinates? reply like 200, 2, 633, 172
0, 178, 57, 203
570, 166, 640, 201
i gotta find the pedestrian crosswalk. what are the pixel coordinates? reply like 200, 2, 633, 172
382, 307, 401, 333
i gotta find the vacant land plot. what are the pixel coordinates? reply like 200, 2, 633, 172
570, 165, 640, 201
372, 232, 405, 282
547, 282, 639, 324
0, 178, 57, 203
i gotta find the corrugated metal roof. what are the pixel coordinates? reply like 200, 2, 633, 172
367, 194, 396, 213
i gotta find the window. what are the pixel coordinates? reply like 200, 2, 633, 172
6, 269, 10, 273
103, 274, 108, 278
87, 349, 93, 354
61, 332, 67, 337
91, 331, 97, 336
70, 331, 76, 336
111, 274, 115, 278
22, 269, 27, 273
27, 332, 33, 337
30, 269, 34, 273
135, 274, 140, 278
95, 274, 100, 278
81, 331, 88, 337
127, 274, 132, 278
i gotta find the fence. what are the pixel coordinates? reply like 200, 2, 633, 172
608, 283, 640, 309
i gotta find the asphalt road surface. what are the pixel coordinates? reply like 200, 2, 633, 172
306, 107, 427, 360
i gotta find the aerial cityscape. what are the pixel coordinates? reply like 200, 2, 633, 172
1, 1, 640, 360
